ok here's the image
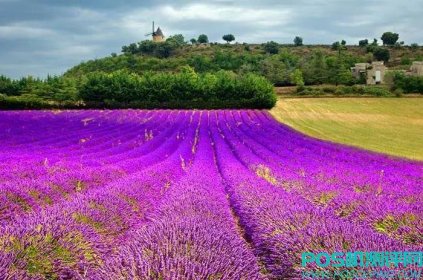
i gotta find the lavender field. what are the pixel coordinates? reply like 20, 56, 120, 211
0, 110, 422, 279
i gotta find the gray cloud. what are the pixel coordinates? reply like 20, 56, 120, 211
0, 0, 422, 78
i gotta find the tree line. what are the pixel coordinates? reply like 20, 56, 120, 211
0, 67, 277, 109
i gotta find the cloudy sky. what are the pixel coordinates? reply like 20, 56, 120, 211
1, 0, 422, 78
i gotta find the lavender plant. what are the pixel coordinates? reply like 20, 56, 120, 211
0, 110, 421, 279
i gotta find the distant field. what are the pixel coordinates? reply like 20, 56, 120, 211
270, 98, 423, 161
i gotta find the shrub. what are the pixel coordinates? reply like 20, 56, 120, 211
393, 72, 423, 93
296, 86, 308, 95
331, 85, 354, 95
394, 88, 404, 97
0, 94, 53, 109
293, 85, 392, 97
322, 86, 336, 93
363, 86, 391, 96
401, 57, 411, 65
239, 74, 276, 108
352, 85, 366, 95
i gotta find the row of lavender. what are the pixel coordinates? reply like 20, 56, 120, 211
0, 110, 421, 279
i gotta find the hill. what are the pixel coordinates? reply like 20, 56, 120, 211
1, 41, 423, 109
65, 43, 423, 87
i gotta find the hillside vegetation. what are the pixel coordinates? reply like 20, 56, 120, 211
1, 39, 423, 109
66, 43, 423, 86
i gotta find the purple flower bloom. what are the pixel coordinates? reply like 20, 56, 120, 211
0, 110, 421, 279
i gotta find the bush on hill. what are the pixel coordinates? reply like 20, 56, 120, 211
372, 47, 390, 62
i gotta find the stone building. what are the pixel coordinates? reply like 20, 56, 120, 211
351, 63, 368, 82
409, 61, 423, 76
352, 61, 423, 85
351, 61, 387, 85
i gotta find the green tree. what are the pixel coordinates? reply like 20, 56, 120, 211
0, 75, 18, 95
366, 39, 379, 53
190, 38, 197, 45
290, 69, 304, 86
188, 55, 214, 72
166, 34, 186, 47
302, 50, 327, 85
138, 40, 156, 54
392, 71, 423, 93
326, 56, 354, 86
198, 34, 209, 44
122, 43, 138, 54
222, 34, 235, 44
121, 45, 129, 53
155, 42, 175, 58
331, 41, 341, 50
212, 51, 244, 71
381, 32, 399, 46
294, 36, 303, 46
394, 42, 403, 49
373, 47, 390, 62
410, 43, 419, 51
359, 39, 368, 47
259, 57, 289, 85
332, 41, 347, 56
264, 41, 279, 54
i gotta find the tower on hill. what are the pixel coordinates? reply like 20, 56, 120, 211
153, 27, 165, 42
145, 21, 165, 42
